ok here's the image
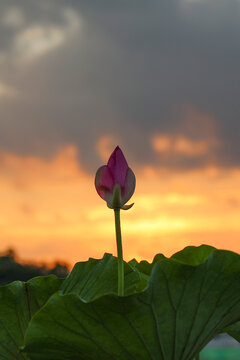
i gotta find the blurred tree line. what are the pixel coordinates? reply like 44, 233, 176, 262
0, 249, 69, 285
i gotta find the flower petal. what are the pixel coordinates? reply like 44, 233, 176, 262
121, 168, 136, 204
107, 146, 129, 187
121, 203, 134, 210
95, 165, 114, 200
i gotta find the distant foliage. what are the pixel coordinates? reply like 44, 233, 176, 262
0, 248, 69, 285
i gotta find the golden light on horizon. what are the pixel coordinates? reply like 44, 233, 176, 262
0, 143, 240, 267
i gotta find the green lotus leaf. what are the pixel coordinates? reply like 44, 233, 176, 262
0, 275, 62, 360
23, 247, 240, 360
129, 253, 166, 275
225, 320, 240, 342
128, 253, 166, 292
171, 244, 216, 265
60, 253, 141, 301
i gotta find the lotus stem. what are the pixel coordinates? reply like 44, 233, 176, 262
114, 208, 124, 296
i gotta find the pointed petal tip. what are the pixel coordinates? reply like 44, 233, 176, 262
107, 145, 129, 186
112, 145, 123, 156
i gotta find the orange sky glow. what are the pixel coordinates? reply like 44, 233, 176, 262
0, 137, 239, 268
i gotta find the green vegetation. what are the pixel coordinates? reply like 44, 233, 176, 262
0, 249, 69, 285
0, 245, 239, 359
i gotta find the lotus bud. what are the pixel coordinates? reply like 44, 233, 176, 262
95, 146, 135, 210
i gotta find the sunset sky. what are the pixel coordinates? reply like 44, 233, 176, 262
0, 0, 240, 266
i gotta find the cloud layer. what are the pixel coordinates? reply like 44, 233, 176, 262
0, 0, 240, 171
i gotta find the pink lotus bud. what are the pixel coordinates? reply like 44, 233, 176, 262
95, 146, 136, 210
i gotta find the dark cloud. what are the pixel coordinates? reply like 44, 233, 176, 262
0, 0, 240, 170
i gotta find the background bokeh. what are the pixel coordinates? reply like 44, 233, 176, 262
0, 0, 240, 266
